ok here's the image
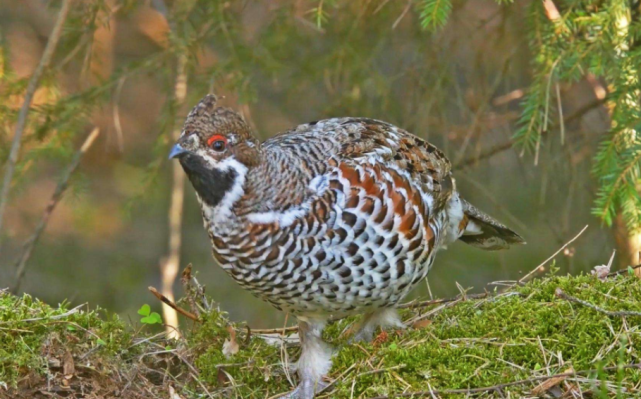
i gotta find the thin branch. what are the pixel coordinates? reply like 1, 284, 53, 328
366, 363, 641, 398
112, 76, 126, 153
515, 224, 588, 286
0, 0, 73, 240
456, 140, 514, 170
392, 0, 412, 29
555, 288, 641, 317
456, 98, 606, 170
148, 286, 200, 322
12, 128, 100, 293
607, 263, 641, 277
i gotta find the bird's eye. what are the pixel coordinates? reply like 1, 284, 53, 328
207, 134, 227, 152
212, 140, 225, 152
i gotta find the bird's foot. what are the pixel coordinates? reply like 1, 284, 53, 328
349, 308, 406, 343
348, 328, 374, 343
280, 318, 333, 399
278, 379, 329, 399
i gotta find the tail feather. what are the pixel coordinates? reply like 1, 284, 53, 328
458, 199, 525, 250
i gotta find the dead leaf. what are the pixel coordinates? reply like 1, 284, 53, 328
531, 367, 574, 395
222, 325, 239, 358
591, 265, 610, 281
217, 368, 230, 387
62, 351, 75, 379
412, 319, 433, 329
592, 250, 616, 280
373, 331, 388, 346
47, 356, 61, 368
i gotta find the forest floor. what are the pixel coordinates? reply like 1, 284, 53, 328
1, 268, 640, 398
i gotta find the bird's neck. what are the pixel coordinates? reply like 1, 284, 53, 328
183, 156, 251, 227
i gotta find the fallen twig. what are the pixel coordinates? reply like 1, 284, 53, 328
12, 128, 101, 293
365, 363, 641, 398
148, 286, 200, 322
170, 350, 215, 399
313, 363, 358, 398
607, 263, 641, 277
250, 326, 299, 334
398, 293, 489, 309
0, 303, 85, 325
0, 0, 73, 239
555, 288, 641, 317
354, 364, 406, 379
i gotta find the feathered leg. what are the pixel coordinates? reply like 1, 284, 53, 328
351, 307, 405, 343
281, 318, 332, 399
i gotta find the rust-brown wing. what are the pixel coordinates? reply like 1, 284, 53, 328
336, 118, 454, 213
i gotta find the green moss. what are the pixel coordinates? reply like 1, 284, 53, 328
190, 274, 641, 398
0, 293, 131, 386
2, 273, 640, 398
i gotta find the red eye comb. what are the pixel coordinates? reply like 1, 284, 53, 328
207, 134, 227, 146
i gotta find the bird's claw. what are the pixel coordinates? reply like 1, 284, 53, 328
278, 379, 329, 399
348, 329, 373, 343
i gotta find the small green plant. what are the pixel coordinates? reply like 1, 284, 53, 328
137, 304, 162, 325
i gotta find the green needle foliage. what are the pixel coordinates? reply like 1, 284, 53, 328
414, 0, 641, 233
417, 0, 453, 31
512, 1, 641, 231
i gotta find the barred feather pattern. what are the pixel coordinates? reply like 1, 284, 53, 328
200, 117, 461, 317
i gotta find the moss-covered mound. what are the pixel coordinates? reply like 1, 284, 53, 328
1, 273, 640, 398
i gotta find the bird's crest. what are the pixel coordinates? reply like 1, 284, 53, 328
183, 94, 256, 144
181, 94, 261, 167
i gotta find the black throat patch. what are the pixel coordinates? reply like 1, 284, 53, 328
179, 155, 238, 208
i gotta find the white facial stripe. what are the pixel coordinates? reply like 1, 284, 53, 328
201, 157, 248, 226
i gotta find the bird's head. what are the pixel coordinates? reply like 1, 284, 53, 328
169, 94, 260, 209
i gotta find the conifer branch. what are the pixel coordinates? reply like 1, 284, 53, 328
12, 128, 100, 293
0, 0, 73, 241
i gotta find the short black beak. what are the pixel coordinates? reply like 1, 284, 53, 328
168, 143, 187, 159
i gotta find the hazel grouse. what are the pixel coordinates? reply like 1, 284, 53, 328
169, 94, 524, 399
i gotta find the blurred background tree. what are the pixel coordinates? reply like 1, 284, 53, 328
0, 0, 637, 329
